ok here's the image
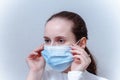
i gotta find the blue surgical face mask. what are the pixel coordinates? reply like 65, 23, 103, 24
41, 46, 73, 72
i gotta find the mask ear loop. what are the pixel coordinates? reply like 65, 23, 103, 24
75, 39, 90, 57
75, 39, 81, 45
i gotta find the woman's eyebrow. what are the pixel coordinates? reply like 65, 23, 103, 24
55, 36, 67, 39
43, 36, 49, 39
43, 36, 67, 39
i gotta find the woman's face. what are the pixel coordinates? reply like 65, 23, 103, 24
44, 17, 76, 46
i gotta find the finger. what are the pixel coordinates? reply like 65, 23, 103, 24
28, 52, 40, 59
71, 44, 84, 51
71, 50, 91, 63
70, 49, 81, 55
28, 54, 36, 58
73, 54, 91, 71
34, 44, 44, 53
73, 54, 91, 66
33, 44, 44, 56
70, 49, 86, 56
71, 50, 88, 63
70, 46, 90, 58
77, 52, 91, 65
73, 55, 83, 64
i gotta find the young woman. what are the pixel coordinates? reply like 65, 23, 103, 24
26, 11, 108, 80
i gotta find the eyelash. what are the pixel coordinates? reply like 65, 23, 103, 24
44, 39, 51, 43
58, 39, 65, 43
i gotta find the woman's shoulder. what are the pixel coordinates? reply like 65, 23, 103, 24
83, 70, 108, 80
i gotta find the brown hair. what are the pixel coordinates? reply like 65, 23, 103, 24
47, 11, 97, 75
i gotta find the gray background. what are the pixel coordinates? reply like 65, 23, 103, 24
0, 0, 120, 80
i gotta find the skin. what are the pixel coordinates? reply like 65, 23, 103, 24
26, 17, 91, 80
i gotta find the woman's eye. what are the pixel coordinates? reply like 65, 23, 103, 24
44, 39, 50, 43
58, 39, 65, 44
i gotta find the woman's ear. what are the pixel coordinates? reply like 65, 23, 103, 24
78, 37, 87, 49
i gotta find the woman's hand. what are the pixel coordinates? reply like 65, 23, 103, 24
70, 44, 91, 71
26, 44, 45, 72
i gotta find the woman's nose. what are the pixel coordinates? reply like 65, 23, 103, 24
50, 41, 57, 46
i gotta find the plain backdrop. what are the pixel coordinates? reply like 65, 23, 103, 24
0, 0, 120, 80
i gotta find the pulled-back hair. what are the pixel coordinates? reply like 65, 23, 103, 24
47, 11, 97, 75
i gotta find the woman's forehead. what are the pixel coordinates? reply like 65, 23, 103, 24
45, 18, 73, 32
46, 18, 73, 28
44, 19, 74, 38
